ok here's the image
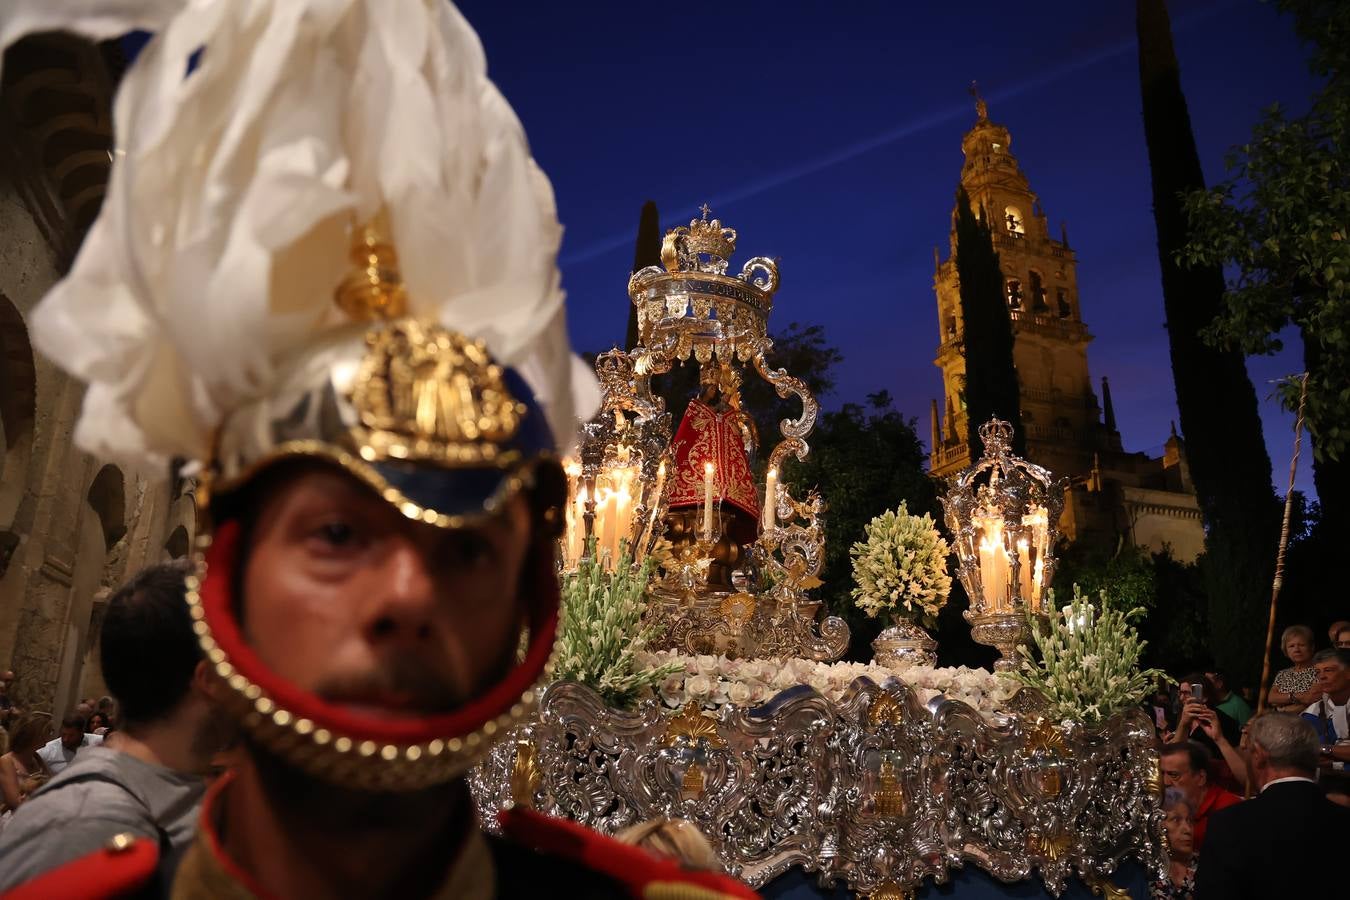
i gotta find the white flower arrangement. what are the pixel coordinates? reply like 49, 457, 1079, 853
637, 649, 1019, 721
850, 502, 953, 627
555, 538, 681, 708
1013, 585, 1168, 728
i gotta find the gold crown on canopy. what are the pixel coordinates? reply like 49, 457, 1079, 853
661, 204, 738, 275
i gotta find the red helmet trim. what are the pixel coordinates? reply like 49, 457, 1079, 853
200, 520, 558, 745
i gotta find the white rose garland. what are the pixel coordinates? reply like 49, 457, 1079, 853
636, 649, 1016, 721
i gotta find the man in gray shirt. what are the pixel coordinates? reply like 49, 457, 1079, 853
0, 562, 228, 890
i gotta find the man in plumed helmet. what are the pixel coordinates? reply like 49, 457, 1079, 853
0, 2, 757, 897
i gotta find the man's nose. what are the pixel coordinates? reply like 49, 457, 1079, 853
361, 538, 438, 645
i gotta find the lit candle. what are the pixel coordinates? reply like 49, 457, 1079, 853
703, 462, 715, 542
1016, 537, 1033, 604
614, 470, 633, 564
763, 467, 778, 531
560, 460, 581, 568
598, 485, 616, 569
977, 515, 1008, 612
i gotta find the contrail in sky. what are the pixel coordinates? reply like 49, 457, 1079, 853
560, 0, 1235, 267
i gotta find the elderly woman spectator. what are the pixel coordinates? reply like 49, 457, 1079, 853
1152, 788, 1198, 899
1267, 625, 1320, 711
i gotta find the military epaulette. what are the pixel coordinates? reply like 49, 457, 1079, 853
2, 833, 158, 900
498, 807, 760, 900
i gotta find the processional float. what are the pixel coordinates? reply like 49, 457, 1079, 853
559, 205, 848, 662
474, 210, 1160, 899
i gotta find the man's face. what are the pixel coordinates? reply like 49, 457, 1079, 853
60, 727, 83, 750
1178, 681, 1209, 707
240, 466, 532, 720
1314, 659, 1350, 697
1160, 752, 1206, 805
1336, 629, 1350, 651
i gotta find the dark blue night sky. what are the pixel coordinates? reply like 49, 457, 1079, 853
458, 0, 1320, 496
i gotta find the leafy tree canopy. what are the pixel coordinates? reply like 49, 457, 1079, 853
1180, 0, 1350, 460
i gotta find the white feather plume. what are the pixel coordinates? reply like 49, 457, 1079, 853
1, 0, 598, 471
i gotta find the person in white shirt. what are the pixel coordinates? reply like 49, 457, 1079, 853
35, 715, 103, 775
1303, 648, 1350, 770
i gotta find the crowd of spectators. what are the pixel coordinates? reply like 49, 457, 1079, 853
1148, 621, 1350, 898
0, 557, 1347, 897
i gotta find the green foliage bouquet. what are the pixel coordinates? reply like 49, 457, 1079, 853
555, 538, 681, 708
849, 502, 952, 628
1014, 586, 1168, 727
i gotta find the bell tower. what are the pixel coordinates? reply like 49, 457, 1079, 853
928, 92, 1205, 564
930, 93, 1102, 482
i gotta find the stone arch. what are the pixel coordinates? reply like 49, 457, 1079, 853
0, 293, 36, 536
1004, 205, 1025, 237
85, 464, 127, 551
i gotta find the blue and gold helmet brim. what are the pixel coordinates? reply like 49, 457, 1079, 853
203, 319, 568, 530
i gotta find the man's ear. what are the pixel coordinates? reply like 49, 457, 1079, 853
192, 659, 228, 705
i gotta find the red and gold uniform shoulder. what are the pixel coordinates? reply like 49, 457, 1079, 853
1, 833, 161, 900
496, 807, 759, 900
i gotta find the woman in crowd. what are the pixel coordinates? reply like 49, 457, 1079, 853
1267, 625, 1320, 712
1153, 789, 1198, 899
0, 712, 53, 824
85, 711, 111, 736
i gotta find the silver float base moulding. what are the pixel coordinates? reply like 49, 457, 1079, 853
471, 679, 1164, 897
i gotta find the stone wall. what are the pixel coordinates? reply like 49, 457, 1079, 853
0, 36, 188, 719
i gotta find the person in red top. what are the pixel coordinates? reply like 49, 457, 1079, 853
1158, 741, 1242, 848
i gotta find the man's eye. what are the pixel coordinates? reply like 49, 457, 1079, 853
312, 522, 357, 548
444, 530, 493, 566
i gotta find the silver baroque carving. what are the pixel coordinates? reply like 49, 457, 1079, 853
470, 681, 1163, 896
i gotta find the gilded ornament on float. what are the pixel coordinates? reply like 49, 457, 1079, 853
941, 418, 1066, 670
509, 739, 541, 808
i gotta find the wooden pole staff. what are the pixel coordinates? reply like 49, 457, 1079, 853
1255, 373, 1310, 718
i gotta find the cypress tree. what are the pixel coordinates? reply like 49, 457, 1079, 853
1137, 0, 1279, 686
626, 200, 661, 351
954, 186, 1024, 459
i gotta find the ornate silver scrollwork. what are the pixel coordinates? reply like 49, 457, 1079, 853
470, 681, 1162, 896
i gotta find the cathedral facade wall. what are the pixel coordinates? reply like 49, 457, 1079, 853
0, 37, 191, 719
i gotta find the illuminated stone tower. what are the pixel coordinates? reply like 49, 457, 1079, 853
930, 94, 1204, 562
931, 95, 1103, 482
